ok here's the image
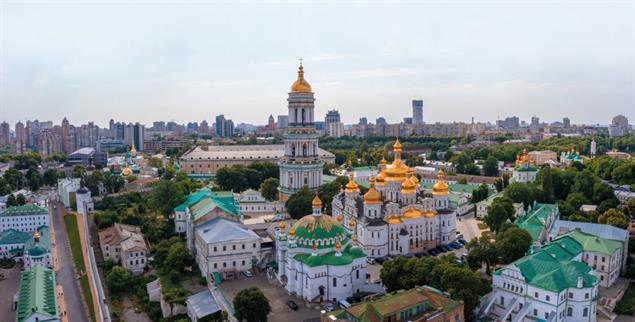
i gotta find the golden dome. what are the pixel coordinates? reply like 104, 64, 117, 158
403, 207, 422, 219
337, 214, 343, 223
312, 194, 322, 208
375, 171, 386, 186
401, 176, 416, 194
423, 210, 436, 218
379, 156, 387, 167
289, 227, 296, 237
33, 230, 40, 241
432, 169, 449, 195
364, 177, 381, 205
278, 221, 286, 230
348, 218, 356, 227
290, 64, 312, 93
121, 167, 133, 176
385, 215, 402, 225
352, 234, 358, 243
344, 173, 360, 193
335, 239, 342, 251
393, 139, 402, 153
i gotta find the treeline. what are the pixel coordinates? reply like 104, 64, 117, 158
214, 162, 279, 193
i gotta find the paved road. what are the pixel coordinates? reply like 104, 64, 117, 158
457, 213, 483, 242
50, 201, 90, 322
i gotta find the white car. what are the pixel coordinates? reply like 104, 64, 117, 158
242, 270, 253, 278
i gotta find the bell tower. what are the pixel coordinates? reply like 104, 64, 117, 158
279, 63, 323, 200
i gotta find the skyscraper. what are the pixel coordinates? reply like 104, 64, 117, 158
563, 117, 571, 128
61, 117, 71, 153
215, 115, 234, 137
412, 99, 423, 124
279, 64, 323, 200
0, 122, 10, 146
325, 110, 343, 137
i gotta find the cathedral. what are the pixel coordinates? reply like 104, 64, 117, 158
331, 140, 458, 258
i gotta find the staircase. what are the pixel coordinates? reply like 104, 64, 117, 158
511, 302, 532, 322
498, 298, 518, 322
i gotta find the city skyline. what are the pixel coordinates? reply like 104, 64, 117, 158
1, 1, 633, 125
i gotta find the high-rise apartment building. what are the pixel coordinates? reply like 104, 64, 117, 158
199, 120, 210, 135
0, 121, 10, 146
215, 115, 234, 137
412, 99, 423, 124
61, 117, 71, 153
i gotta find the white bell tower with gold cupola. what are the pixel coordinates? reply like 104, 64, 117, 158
279, 64, 323, 201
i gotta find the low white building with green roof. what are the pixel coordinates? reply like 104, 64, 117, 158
0, 229, 30, 259
514, 202, 559, 245
476, 192, 525, 219
487, 235, 599, 322
275, 195, 367, 303
15, 265, 59, 322
0, 226, 52, 269
0, 205, 49, 233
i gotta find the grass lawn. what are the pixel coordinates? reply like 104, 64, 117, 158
615, 283, 635, 315
64, 214, 97, 322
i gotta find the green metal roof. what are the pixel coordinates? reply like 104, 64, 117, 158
174, 189, 212, 212
559, 230, 622, 256
496, 238, 597, 292
176, 189, 240, 219
294, 245, 365, 267
0, 229, 31, 245
24, 226, 51, 257
16, 265, 59, 322
0, 205, 48, 217
514, 203, 559, 242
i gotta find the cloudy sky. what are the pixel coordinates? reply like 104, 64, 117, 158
0, 1, 633, 127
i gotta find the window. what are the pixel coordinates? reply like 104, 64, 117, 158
585, 293, 589, 299
583, 308, 588, 317
535, 292, 539, 298
569, 292, 573, 299
567, 308, 572, 316
233, 245, 236, 250
533, 309, 538, 316
333, 277, 337, 287
500, 297, 504, 305
223, 246, 226, 251
242, 244, 245, 249
213, 246, 217, 252
214, 263, 217, 269
546, 295, 550, 301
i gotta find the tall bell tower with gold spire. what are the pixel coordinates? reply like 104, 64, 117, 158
279, 63, 323, 200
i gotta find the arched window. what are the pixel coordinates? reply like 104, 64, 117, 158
302, 109, 306, 124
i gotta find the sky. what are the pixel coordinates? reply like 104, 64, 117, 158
0, 0, 633, 127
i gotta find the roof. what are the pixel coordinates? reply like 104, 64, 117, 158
70, 147, 96, 156
16, 266, 59, 322
99, 223, 147, 252
421, 182, 482, 194
0, 229, 31, 245
195, 217, 259, 244
294, 245, 365, 267
174, 189, 212, 212
514, 203, 558, 242
180, 144, 334, 161
183, 191, 240, 220
551, 220, 629, 243
291, 214, 350, 247
24, 226, 51, 257
0, 205, 48, 217
329, 286, 463, 321
186, 290, 220, 319
495, 239, 597, 292
559, 230, 622, 256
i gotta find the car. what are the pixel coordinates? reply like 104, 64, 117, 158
435, 246, 447, 253
242, 270, 253, 278
428, 249, 439, 256
439, 245, 451, 252
456, 233, 464, 239
366, 257, 376, 265
449, 242, 462, 249
458, 238, 467, 245
287, 300, 299, 311
375, 257, 385, 264
323, 303, 335, 311
415, 251, 428, 258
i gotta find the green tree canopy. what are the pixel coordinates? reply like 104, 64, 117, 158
485, 197, 515, 233
233, 287, 271, 322
495, 227, 532, 264
106, 266, 134, 295
259, 178, 279, 202
598, 208, 629, 229
285, 187, 313, 219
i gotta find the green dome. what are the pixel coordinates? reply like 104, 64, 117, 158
291, 214, 349, 249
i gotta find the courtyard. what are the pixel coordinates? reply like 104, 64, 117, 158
219, 273, 322, 322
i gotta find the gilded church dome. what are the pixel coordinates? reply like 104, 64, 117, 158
344, 173, 360, 193
375, 171, 386, 186
363, 177, 381, 204
312, 194, 322, 208
402, 207, 422, 219
432, 169, 449, 195
400, 176, 416, 194
290, 64, 312, 93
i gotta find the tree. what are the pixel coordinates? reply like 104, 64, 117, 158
504, 182, 534, 209
485, 197, 514, 233
148, 157, 163, 169
233, 287, 271, 322
285, 187, 313, 219
495, 227, 532, 264
72, 165, 86, 178
42, 169, 59, 186
106, 266, 134, 294
260, 178, 279, 201
539, 166, 554, 203
16, 194, 26, 206
627, 198, 635, 218
3, 168, 24, 190
470, 184, 489, 203
162, 164, 177, 180
611, 161, 635, 185
450, 152, 474, 174
465, 236, 496, 272
26, 168, 42, 191
164, 241, 191, 277
598, 208, 629, 229
148, 181, 186, 217
482, 156, 499, 177
6, 194, 16, 207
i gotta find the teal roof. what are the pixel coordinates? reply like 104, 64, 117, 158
291, 214, 351, 248
514, 203, 559, 242
294, 245, 365, 267
24, 226, 51, 257
515, 166, 538, 172
563, 153, 585, 161
496, 239, 597, 292
0, 229, 30, 245
353, 166, 376, 171
175, 189, 240, 219
16, 265, 59, 322
0, 205, 48, 217
558, 230, 622, 256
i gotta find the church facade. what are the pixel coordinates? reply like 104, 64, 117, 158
332, 141, 458, 259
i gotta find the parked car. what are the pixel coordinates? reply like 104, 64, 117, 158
338, 300, 351, 309
287, 300, 299, 311
242, 270, 253, 278
439, 245, 451, 252
375, 257, 386, 264
429, 249, 439, 256
458, 238, 467, 245
323, 303, 335, 312
449, 242, 462, 249
435, 246, 447, 253
366, 257, 376, 265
